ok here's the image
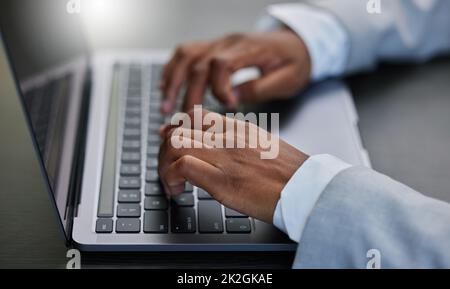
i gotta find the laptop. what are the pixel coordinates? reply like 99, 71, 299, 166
0, 0, 370, 251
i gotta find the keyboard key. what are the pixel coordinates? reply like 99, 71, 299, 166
197, 188, 213, 200
148, 111, 161, 119
96, 218, 113, 233
147, 130, 161, 140
126, 106, 140, 112
116, 218, 140, 233
127, 98, 141, 107
225, 207, 248, 218
127, 91, 141, 99
125, 117, 141, 128
127, 104, 140, 110
172, 194, 194, 207
117, 204, 141, 217
149, 89, 161, 98
226, 218, 251, 233
145, 170, 159, 182
149, 115, 163, 124
147, 146, 159, 156
126, 107, 141, 117
147, 139, 161, 147
144, 196, 168, 210
149, 94, 161, 103
120, 164, 141, 176
119, 177, 141, 189
149, 105, 160, 114
148, 122, 160, 131
122, 140, 140, 151
185, 182, 193, 192
121, 152, 141, 163
127, 86, 141, 94
171, 207, 196, 233
146, 158, 158, 169
198, 201, 223, 233
123, 128, 141, 140
145, 184, 164, 196
144, 211, 168, 233
118, 190, 141, 203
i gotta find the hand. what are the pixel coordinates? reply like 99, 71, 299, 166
160, 29, 312, 114
157, 109, 309, 223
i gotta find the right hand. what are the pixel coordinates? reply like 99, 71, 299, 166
160, 29, 312, 114
157, 109, 309, 223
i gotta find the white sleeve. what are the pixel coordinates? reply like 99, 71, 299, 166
304, 0, 450, 74
272, 154, 352, 242
257, 3, 350, 81
258, 1, 450, 78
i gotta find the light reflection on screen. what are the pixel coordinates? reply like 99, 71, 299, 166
0, 0, 88, 235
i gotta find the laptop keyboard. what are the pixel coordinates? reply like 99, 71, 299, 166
95, 64, 252, 235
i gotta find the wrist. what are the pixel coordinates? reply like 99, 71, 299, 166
269, 146, 309, 223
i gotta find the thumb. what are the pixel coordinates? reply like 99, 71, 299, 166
235, 64, 302, 102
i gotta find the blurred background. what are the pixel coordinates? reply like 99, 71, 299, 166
79, 0, 284, 49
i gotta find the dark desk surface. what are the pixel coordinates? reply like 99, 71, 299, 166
1, 0, 450, 269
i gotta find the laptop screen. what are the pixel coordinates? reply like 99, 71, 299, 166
0, 0, 88, 237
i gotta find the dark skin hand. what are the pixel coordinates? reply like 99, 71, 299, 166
158, 109, 309, 224
160, 29, 312, 113
158, 29, 312, 223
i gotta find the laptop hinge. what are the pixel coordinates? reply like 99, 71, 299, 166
65, 67, 92, 243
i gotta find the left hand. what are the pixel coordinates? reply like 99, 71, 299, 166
159, 29, 312, 114
157, 109, 309, 223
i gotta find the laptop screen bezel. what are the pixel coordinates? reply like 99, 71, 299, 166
0, 27, 90, 243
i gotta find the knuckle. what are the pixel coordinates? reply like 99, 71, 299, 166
176, 155, 192, 171
175, 44, 192, 58
186, 110, 195, 120
211, 84, 226, 98
191, 63, 208, 77
211, 55, 230, 70
166, 127, 178, 141
213, 191, 225, 204
165, 133, 182, 153
224, 32, 244, 42
169, 135, 181, 149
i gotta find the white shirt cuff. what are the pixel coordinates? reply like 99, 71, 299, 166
273, 154, 352, 242
257, 3, 350, 81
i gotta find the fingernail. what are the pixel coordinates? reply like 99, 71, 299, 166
226, 101, 235, 109
226, 94, 238, 109
233, 88, 241, 100
162, 100, 172, 113
164, 186, 172, 197
158, 124, 167, 137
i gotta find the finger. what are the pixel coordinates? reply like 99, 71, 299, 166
162, 155, 223, 196
158, 108, 215, 140
161, 43, 212, 114
167, 127, 222, 148
208, 52, 237, 108
184, 107, 228, 132
159, 108, 234, 150
158, 135, 218, 183
160, 52, 178, 91
235, 64, 302, 102
209, 48, 281, 108
159, 123, 179, 139
181, 57, 211, 112
162, 54, 192, 114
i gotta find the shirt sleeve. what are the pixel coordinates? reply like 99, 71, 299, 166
272, 154, 352, 242
300, 0, 450, 75
257, 3, 350, 81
